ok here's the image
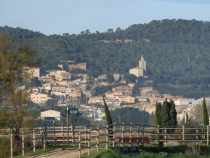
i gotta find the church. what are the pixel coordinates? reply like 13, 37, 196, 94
129, 56, 146, 77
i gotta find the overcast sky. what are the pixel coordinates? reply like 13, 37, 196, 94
1, 0, 210, 35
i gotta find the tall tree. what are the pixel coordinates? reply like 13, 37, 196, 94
155, 99, 177, 128
161, 100, 171, 127
0, 33, 38, 137
202, 97, 209, 126
103, 96, 113, 139
170, 100, 177, 127
155, 102, 162, 126
103, 96, 112, 126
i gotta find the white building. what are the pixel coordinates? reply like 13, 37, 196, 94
174, 98, 197, 106
40, 110, 61, 121
129, 56, 146, 77
197, 97, 210, 105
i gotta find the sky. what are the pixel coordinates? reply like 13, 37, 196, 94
1, 0, 210, 35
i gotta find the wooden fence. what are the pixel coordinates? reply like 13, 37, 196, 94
1, 124, 210, 158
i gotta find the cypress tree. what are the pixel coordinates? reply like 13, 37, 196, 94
161, 100, 171, 127
103, 97, 113, 126
155, 102, 162, 126
170, 100, 177, 127
202, 97, 209, 126
103, 97, 113, 138
155, 100, 177, 132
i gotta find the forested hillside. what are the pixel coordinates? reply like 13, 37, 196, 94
1, 19, 210, 97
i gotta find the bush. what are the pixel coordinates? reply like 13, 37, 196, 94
0, 137, 10, 158
96, 149, 122, 158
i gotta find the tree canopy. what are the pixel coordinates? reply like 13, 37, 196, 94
1, 19, 210, 97
155, 100, 177, 128
0, 33, 38, 133
202, 97, 209, 126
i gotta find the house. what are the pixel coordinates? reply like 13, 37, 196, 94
40, 110, 61, 121
51, 85, 66, 96
66, 87, 81, 97
197, 97, 210, 105
30, 93, 51, 104
139, 87, 159, 97
112, 85, 132, 96
54, 71, 71, 81
123, 96, 135, 104
88, 96, 103, 104
69, 63, 87, 72
174, 98, 197, 106
24, 67, 40, 79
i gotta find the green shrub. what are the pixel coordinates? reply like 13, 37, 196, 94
0, 137, 10, 158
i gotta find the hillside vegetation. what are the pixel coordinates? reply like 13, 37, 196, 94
1, 19, 210, 97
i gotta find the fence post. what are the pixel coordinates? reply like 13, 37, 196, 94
88, 130, 90, 156
106, 126, 109, 150
22, 132, 25, 157
196, 129, 198, 145
157, 125, 160, 145
129, 123, 132, 147
182, 125, 185, 141
78, 132, 81, 158
67, 124, 69, 144
142, 125, 144, 146
121, 123, 124, 147
96, 128, 99, 152
207, 126, 209, 146
72, 125, 75, 146
62, 125, 64, 144
43, 127, 46, 150
10, 131, 13, 158
164, 127, 167, 147
112, 123, 116, 148
33, 130, 36, 152
137, 125, 140, 147
85, 126, 87, 145
53, 121, 56, 145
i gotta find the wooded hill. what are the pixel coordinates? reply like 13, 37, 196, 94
1, 19, 210, 98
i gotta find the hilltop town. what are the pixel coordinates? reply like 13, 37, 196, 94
26, 56, 205, 126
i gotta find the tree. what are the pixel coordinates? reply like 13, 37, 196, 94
107, 29, 114, 33
103, 97, 112, 126
103, 96, 113, 138
155, 99, 177, 128
0, 107, 9, 128
161, 100, 171, 127
30, 77, 42, 87
202, 97, 209, 126
0, 33, 38, 139
106, 74, 114, 83
170, 100, 177, 127
111, 107, 151, 125
155, 100, 177, 146
155, 102, 162, 126
155, 102, 163, 146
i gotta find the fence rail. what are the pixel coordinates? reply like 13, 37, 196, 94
1, 124, 210, 158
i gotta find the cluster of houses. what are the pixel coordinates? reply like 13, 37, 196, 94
26, 58, 208, 124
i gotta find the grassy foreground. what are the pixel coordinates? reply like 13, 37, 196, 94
81, 145, 210, 158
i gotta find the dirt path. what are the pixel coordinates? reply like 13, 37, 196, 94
29, 148, 89, 158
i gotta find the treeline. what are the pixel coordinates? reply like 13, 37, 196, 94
1, 19, 210, 97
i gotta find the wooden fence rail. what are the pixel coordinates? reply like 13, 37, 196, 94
1, 124, 209, 158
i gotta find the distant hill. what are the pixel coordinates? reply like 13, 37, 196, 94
1, 19, 210, 98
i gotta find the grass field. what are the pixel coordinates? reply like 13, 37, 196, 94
81, 145, 210, 158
